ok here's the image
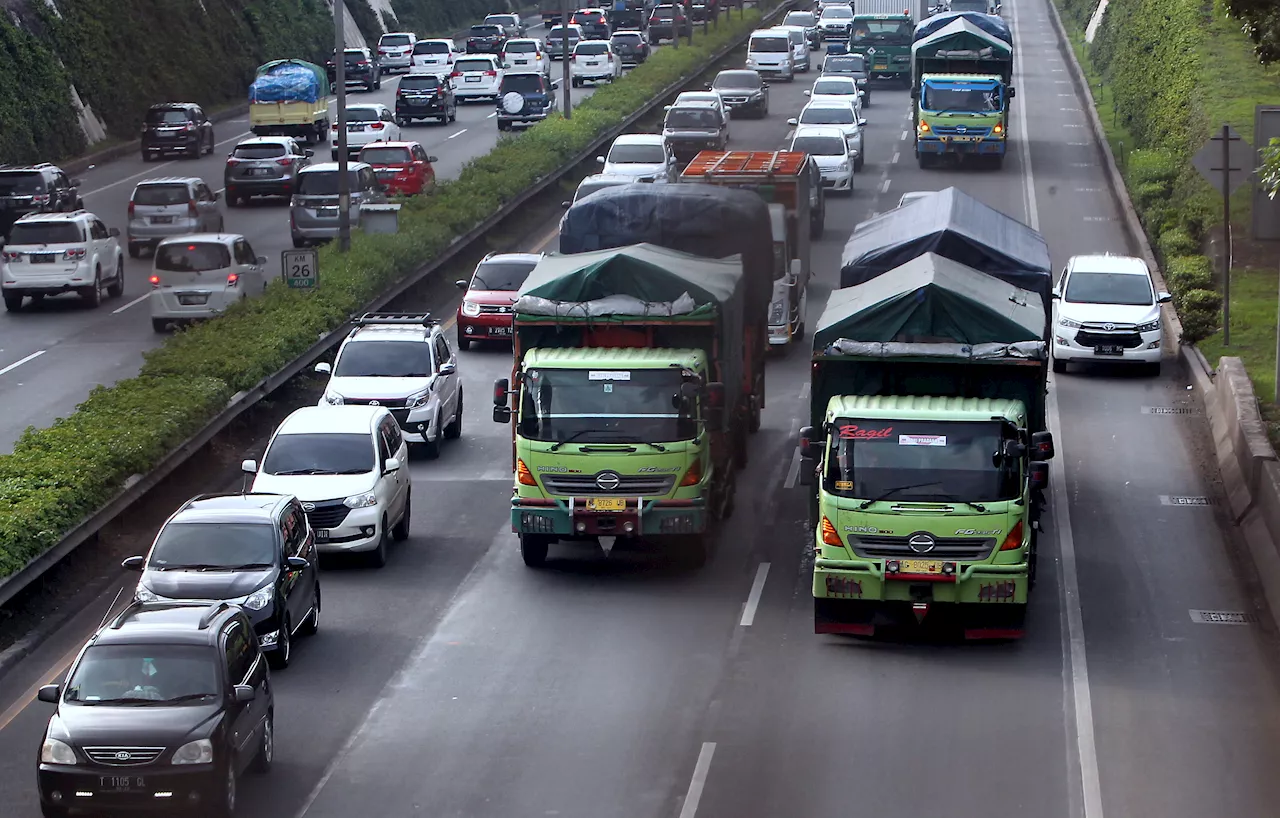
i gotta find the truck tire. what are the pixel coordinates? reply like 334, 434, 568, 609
520, 535, 550, 568
733, 423, 749, 469
747, 396, 761, 433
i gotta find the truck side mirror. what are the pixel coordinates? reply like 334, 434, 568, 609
910, 87, 919, 100
493, 406, 512, 423
799, 425, 819, 459
493, 378, 510, 407
1029, 462, 1049, 492
1007, 86, 1015, 98
1030, 431, 1054, 460
704, 381, 725, 407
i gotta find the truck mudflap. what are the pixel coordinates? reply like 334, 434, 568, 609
512, 496, 708, 538
813, 558, 1027, 639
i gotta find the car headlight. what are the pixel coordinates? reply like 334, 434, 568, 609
135, 585, 161, 603
769, 299, 786, 325
1135, 318, 1160, 332
837, 160, 850, 172
344, 492, 379, 509
41, 738, 76, 765
239, 585, 273, 612
324, 391, 344, 405
461, 300, 481, 317
407, 386, 432, 409
171, 739, 213, 766
1058, 316, 1083, 329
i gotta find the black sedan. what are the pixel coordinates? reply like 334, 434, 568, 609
710, 69, 770, 118
466, 24, 507, 53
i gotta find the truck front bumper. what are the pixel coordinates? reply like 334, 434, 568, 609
917, 136, 1006, 156
813, 557, 1027, 638
512, 496, 707, 538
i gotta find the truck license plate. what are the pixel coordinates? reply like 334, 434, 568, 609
100, 776, 145, 792
586, 498, 626, 511
315, 529, 330, 542
899, 559, 942, 575
1094, 345, 1124, 356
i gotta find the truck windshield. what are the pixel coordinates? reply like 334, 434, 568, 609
822, 419, 1019, 502
922, 84, 1002, 112
520, 368, 694, 443
949, 0, 992, 10
850, 20, 912, 44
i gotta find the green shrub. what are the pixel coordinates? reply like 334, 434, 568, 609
0, 8, 766, 579
1157, 227, 1198, 260
1129, 181, 1169, 214
1165, 254, 1214, 299
1179, 288, 1224, 343
1126, 148, 1180, 188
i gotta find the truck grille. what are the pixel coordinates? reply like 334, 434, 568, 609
541, 472, 676, 496
932, 124, 992, 137
303, 499, 351, 529
1075, 330, 1143, 349
850, 535, 996, 561
84, 746, 165, 767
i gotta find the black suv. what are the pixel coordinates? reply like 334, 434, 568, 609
327, 47, 382, 92
122, 493, 320, 670
648, 4, 692, 44
141, 103, 215, 162
0, 163, 82, 239
466, 23, 507, 53
36, 601, 273, 818
395, 73, 457, 125
496, 71, 558, 130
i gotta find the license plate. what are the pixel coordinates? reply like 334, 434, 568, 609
316, 207, 338, 217
1094, 345, 1124, 356
899, 559, 943, 575
315, 529, 330, 542
30, 253, 55, 263
586, 497, 626, 511
348, 124, 365, 132
100, 776, 145, 792
487, 326, 511, 336
517, 59, 529, 64
247, 168, 270, 176
151, 216, 174, 224
177, 293, 208, 306
466, 75, 481, 82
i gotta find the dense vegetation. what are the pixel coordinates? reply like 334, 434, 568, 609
1223, 0, 1280, 64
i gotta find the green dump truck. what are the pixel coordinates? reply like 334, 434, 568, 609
910, 12, 1014, 167
494, 244, 763, 569
249, 60, 331, 144
848, 1, 916, 83
800, 251, 1055, 639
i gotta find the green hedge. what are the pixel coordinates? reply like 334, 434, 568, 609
0, 9, 766, 579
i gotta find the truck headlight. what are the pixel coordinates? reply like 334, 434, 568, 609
461, 300, 481, 317
1135, 318, 1160, 332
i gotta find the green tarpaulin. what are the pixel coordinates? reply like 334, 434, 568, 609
517, 243, 744, 309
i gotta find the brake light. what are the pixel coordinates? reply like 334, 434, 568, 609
276, 158, 292, 166
2, 251, 20, 262
63, 247, 86, 260
679, 457, 702, 487
226, 156, 241, 165
451, 70, 462, 77
516, 459, 537, 486
149, 275, 160, 287
820, 516, 843, 546
226, 273, 240, 287
128, 201, 135, 218
332, 123, 339, 130
357, 60, 369, 66
999, 521, 1024, 551
370, 122, 385, 130
484, 69, 497, 76
187, 201, 198, 218
571, 55, 577, 62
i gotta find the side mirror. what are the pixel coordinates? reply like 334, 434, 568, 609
305, 149, 315, 157
664, 104, 672, 110
438, 362, 457, 376
561, 200, 572, 208
122, 555, 145, 571
799, 425, 820, 459
493, 378, 510, 407
803, 90, 811, 96
314, 361, 332, 375
108, 227, 120, 238
427, 155, 439, 163
787, 117, 798, 126
1157, 291, 1172, 303
910, 87, 919, 100
233, 685, 256, 703
213, 191, 222, 201
1007, 86, 1015, 99
493, 406, 512, 423
858, 117, 867, 126
37, 685, 60, 704
596, 156, 606, 163
241, 459, 258, 475
1029, 462, 1049, 492
1051, 288, 1061, 300
1031, 430, 1055, 461
287, 556, 309, 571
384, 457, 401, 473
255, 255, 267, 265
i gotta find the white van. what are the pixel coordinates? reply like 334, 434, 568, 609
774, 26, 812, 73
149, 233, 268, 331
746, 30, 795, 81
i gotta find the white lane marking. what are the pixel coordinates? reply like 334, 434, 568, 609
900, 129, 908, 140
880, 178, 890, 193
783, 447, 802, 489
111, 292, 150, 314
785, 129, 794, 141
798, 381, 810, 400
678, 742, 717, 818
739, 563, 771, 626
82, 129, 252, 197
1009, 4, 1103, 817
447, 128, 468, 139
891, 151, 900, 164
0, 349, 45, 376
1076, 187, 1103, 192
488, 112, 497, 118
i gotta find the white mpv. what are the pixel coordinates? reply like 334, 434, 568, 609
1052, 254, 1170, 375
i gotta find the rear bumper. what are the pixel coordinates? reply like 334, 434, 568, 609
128, 219, 202, 243
2, 262, 93, 292
512, 496, 707, 538
150, 288, 237, 320
225, 177, 295, 196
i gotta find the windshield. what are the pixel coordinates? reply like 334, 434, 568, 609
149, 522, 277, 569
232, 143, 287, 159
296, 170, 359, 196
455, 59, 496, 73
824, 56, 867, 73
341, 50, 367, 62
382, 34, 412, 47
263, 432, 374, 475
714, 72, 760, 89
1064, 272, 1153, 306
821, 6, 853, 17
791, 135, 845, 155
850, 20, 912, 43
654, 7, 675, 18
155, 243, 231, 272
65, 645, 221, 705
573, 12, 604, 22
145, 109, 188, 125
949, 0, 991, 10
813, 80, 856, 95
823, 419, 1019, 502
750, 36, 789, 52
0, 172, 43, 195
471, 260, 537, 291
922, 84, 1003, 112
399, 75, 441, 90
506, 41, 538, 52
360, 147, 413, 165
786, 12, 816, 25
519, 368, 694, 443
800, 106, 854, 124
8, 222, 82, 245
415, 41, 450, 54
470, 25, 502, 35
503, 74, 546, 93
346, 107, 380, 122
608, 143, 665, 163
133, 184, 190, 206
576, 42, 609, 55
334, 340, 435, 377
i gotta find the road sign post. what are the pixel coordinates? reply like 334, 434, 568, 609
1192, 124, 1253, 346
282, 249, 319, 290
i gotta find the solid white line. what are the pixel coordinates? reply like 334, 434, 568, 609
678, 742, 717, 818
783, 447, 802, 489
111, 292, 150, 314
447, 128, 468, 139
1010, 1, 1101, 815
880, 178, 890, 193
0, 349, 45, 376
739, 562, 771, 626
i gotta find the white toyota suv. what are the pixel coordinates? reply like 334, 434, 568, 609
244, 405, 411, 567
1052, 254, 1171, 375
314, 313, 463, 458
596, 134, 677, 182
2, 210, 125, 311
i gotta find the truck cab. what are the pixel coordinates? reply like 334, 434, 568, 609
848, 13, 913, 80
914, 74, 1011, 166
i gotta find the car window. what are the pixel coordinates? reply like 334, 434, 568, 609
385, 417, 404, 454
413, 145, 430, 162
0, 171, 45, 195
376, 425, 392, 463
346, 107, 381, 122
224, 623, 253, 685
233, 240, 255, 265
800, 106, 854, 124
750, 36, 789, 52
382, 34, 413, 47
334, 340, 434, 377
608, 142, 666, 163
790, 135, 846, 155
297, 170, 360, 196
455, 58, 497, 73
415, 41, 451, 54
400, 74, 442, 90
156, 242, 231, 272
232, 142, 287, 159
434, 336, 452, 370
667, 108, 720, 128
282, 506, 307, 556
471, 259, 537, 291
502, 74, 546, 94
361, 146, 413, 165
814, 80, 855, 94
196, 184, 214, 202
576, 42, 609, 55
133, 183, 191, 206
64, 644, 220, 704
146, 109, 189, 125
506, 41, 538, 53
9, 221, 83, 244
54, 173, 71, 189
263, 432, 375, 475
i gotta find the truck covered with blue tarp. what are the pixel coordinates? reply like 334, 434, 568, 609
249, 60, 331, 144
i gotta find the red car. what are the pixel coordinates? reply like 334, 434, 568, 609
454, 252, 543, 349
356, 141, 437, 196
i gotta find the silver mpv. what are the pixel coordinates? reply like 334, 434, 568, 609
127, 177, 223, 258
290, 163, 388, 247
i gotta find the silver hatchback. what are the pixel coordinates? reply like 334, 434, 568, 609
224, 137, 314, 207
290, 163, 388, 247
126, 177, 223, 258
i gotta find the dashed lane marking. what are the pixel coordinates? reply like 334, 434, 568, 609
892, 151, 900, 164
900, 129, 908, 140
0, 349, 45, 376
739, 563, 771, 626
447, 128, 468, 139
880, 178, 890, 193
783, 446, 802, 489
678, 743, 717, 818
111, 293, 150, 314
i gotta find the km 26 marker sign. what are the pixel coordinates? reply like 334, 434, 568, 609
282, 249, 319, 290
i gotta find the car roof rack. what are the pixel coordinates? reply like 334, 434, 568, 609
198, 601, 236, 630
353, 312, 437, 327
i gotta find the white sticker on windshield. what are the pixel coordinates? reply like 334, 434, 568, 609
588, 371, 631, 381
899, 434, 947, 447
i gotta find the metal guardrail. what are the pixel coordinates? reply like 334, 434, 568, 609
0, 1, 795, 610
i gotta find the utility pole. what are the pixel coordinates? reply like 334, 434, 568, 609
1221, 123, 1232, 345
562, 0, 573, 118
335, 0, 351, 252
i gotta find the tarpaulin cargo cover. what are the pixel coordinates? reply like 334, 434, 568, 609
913, 11, 1012, 43
251, 60, 330, 103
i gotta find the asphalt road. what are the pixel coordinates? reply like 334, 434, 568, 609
3, 1, 1280, 817
0, 14, 612, 453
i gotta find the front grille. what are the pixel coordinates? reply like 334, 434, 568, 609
344, 397, 408, 409
1075, 330, 1143, 349
933, 125, 992, 137
478, 304, 512, 314
721, 96, 749, 104
849, 535, 996, 561
542, 472, 676, 496
303, 499, 351, 529
84, 746, 165, 767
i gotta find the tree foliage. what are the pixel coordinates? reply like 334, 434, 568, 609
1223, 0, 1280, 63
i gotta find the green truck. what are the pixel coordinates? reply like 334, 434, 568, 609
847, 2, 916, 83
910, 13, 1014, 167
800, 251, 1055, 639
493, 243, 765, 569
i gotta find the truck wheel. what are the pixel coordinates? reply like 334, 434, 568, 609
1027, 528, 1039, 590
747, 397, 761, 433
1052, 357, 1066, 374
990, 154, 1005, 169
733, 424, 749, 469
520, 535, 550, 568
917, 152, 931, 169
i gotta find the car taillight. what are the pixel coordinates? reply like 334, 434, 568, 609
276, 158, 292, 166
187, 201, 198, 218
571, 54, 577, 61
484, 70, 497, 76
32, 193, 49, 205
128, 201, 135, 218
820, 516, 843, 546
1000, 521, 1025, 551
226, 273, 240, 287
451, 70, 462, 77
679, 458, 702, 487
516, 459, 537, 486
370, 122, 385, 130
1, 251, 20, 262
149, 275, 160, 287
63, 248, 86, 260
357, 60, 369, 65
332, 123, 339, 130
226, 156, 241, 165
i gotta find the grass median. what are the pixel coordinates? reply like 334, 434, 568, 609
0, 8, 768, 580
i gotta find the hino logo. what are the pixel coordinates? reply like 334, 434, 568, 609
595, 471, 621, 491
908, 533, 937, 554
115, 751, 132, 760
955, 125, 967, 134
301, 502, 316, 512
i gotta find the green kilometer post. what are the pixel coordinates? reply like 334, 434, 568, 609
282, 249, 319, 289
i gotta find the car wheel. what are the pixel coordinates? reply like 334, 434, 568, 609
205, 134, 215, 155
141, 151, 154, 163
396, 116, 407, 127
444, 389, 463, 440
1052, 357, 1067, 374
152, 318, 168, 333
457, 334, 471, 350
3, 293, 21, 312
267, 616, 291, 670
211, 763, 236, 818
520, 534, 550, 568
292, 236, 308, 248
391, 490, 412, 542
128, 242, 142, 258
368, 517, 390, 568
298, 583, 320, 636
422, 411, 443, 459
250, 716, 273, 774
82, 268, 102, 308
1147, 361, 1162, 377
107, 259, 124, 298
855, 155, 864, 172
449, 103, 458, 123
